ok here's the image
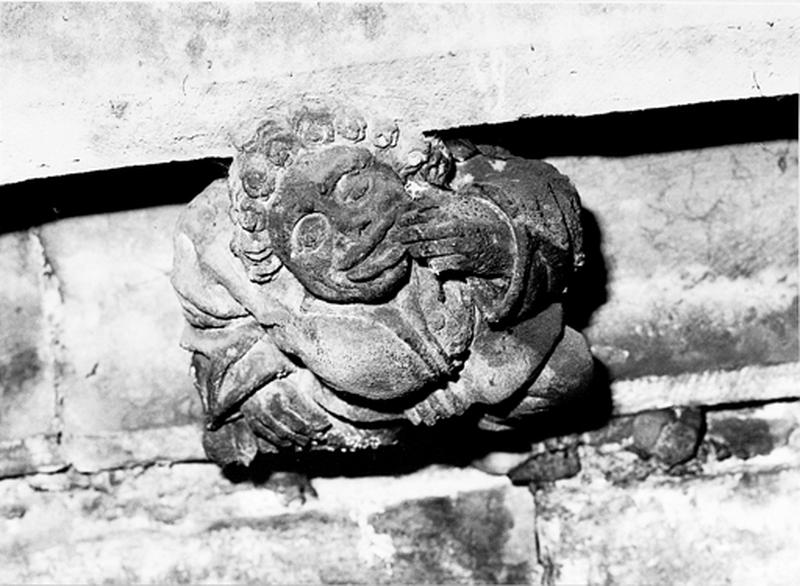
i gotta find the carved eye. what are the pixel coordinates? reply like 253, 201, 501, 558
291, 213, 330, 255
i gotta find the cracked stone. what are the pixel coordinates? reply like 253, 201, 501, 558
507, 448, 581, 486
38, 209, 203, 438
0, 231, 58, 443
631, 407, 704, 467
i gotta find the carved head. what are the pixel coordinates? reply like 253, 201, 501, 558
267, 144, 413, 302
227, 100, 455, 302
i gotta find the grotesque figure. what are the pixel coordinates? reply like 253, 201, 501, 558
171, 100, 594, 468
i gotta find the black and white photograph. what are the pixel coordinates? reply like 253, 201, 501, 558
0, 2, 798, 584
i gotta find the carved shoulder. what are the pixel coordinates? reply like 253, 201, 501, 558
172, 179, 251, 328
455, 154, 585, 321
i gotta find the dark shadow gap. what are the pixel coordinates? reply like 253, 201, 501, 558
437, 94, 798, 158
1, 95, 795, 236
0, 157, 231, 234
564, 208, 608, 331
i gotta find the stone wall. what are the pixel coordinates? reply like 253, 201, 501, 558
0, 128, 796, 583
0, 3, 798, 584
2, 4, 799, 184
2, 132, 795, 477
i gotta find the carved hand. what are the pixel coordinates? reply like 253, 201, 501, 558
241, 376, 333, 450
397, 193, 514, 278
404, 384, 470, 426
205, 336, 293, 431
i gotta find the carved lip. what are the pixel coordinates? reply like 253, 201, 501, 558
334, 211, 398, 272
345, 237, 407, 282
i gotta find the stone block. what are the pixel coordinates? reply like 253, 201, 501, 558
0, 464, 537, 584
0, 136, 794, 476
369, 487, 534, 583
62, 424, 205, 473
0, 435, 64, 478
39, 207, 203, 439
707, 401, 800, 460
536, 468, 800, 585
2, 4, 798, 183
0, 231, 57, 441
612, 362, 800, 415
550, 140, 798, 378
507, 449, 582, 487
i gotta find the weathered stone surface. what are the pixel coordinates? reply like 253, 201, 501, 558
174, 100, 593, 466
536, 467, 800, 586
550, 140, 798, 379
0, 140, 792, 474
0, 231, 56, 440
483, 401, 799, 486
38, 207, 203, 437
507, 449, 582, 487
2, 434, 799, 585
62, 424, 205, 473
630, 407, 704, 467
0, 139, 794, 474
370, 487, 534, 584
0, 464, 536, 584
707, 401, 800, 460
2, 4, 798, 183
612, 362, 800, 415
0, 435, 64, 478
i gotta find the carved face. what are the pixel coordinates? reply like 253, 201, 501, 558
266, 145, 411, 302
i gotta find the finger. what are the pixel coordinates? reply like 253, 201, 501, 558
345, 243, 407, 283
397, 206, 440, 227
404, 194, 441, 211
408, 238, 466, 258
397, 224, 461, 244
335, 214, 396, 271
242, 391, 310, 447
425, 391, 452, 418
413, 400, 438, 426
254, 436, 280, 454
267, 395, 313, 445
429, 254, 471, 274
247, 416, 292, 448
271, 380, 331, 433
211, 338, 291, 427
279, 389, 332, 433
262, 411, 312, 447
443, 385, 469, 413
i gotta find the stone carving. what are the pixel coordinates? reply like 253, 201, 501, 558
171, 100, 594, 468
